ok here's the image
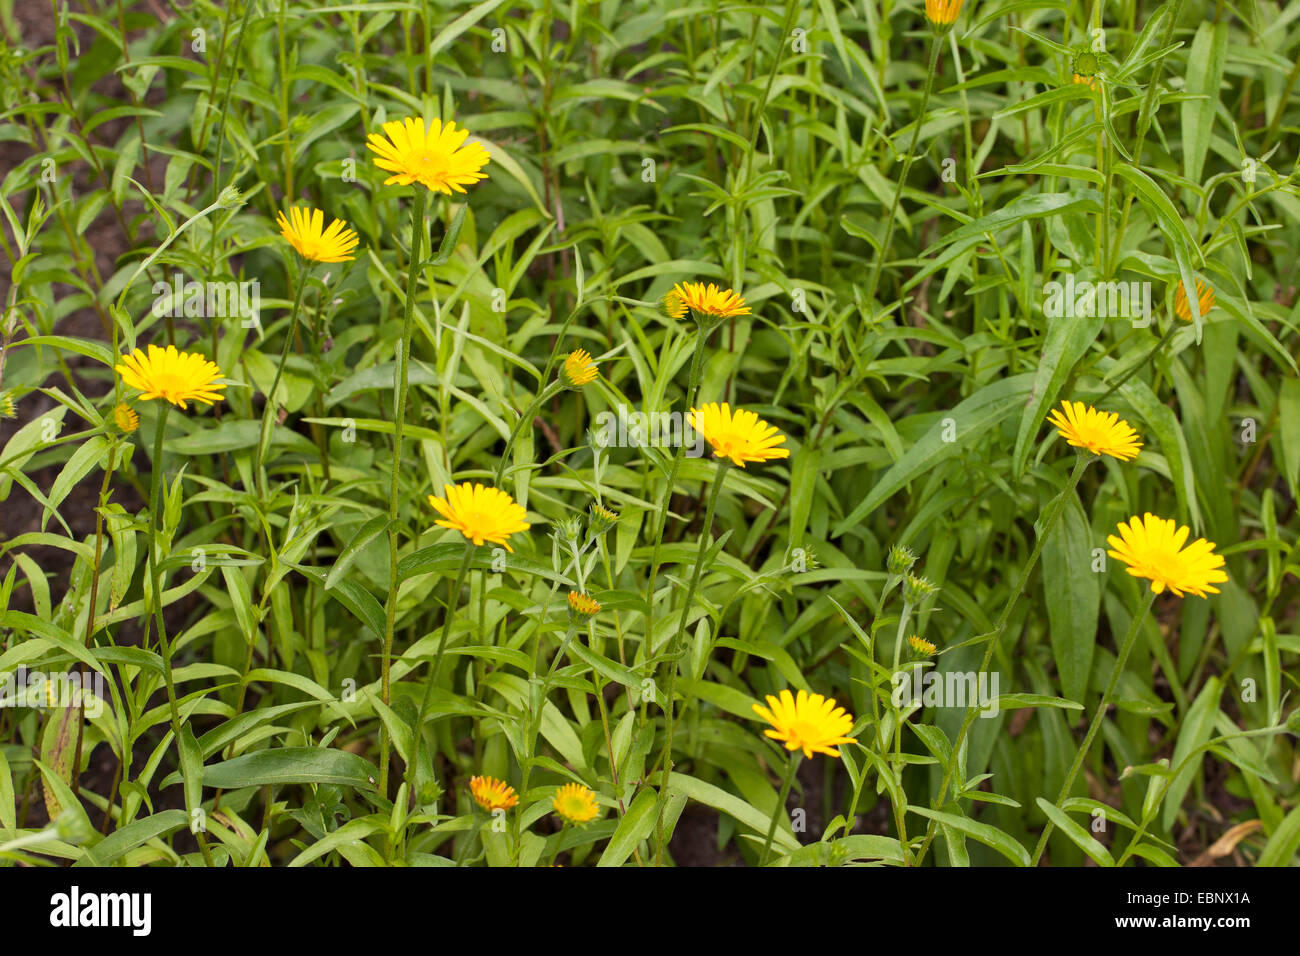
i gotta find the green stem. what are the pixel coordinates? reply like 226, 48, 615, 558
1031, 587, 1157, 865
146, 405, 213, 866
759, 753, 800, 866
653, 458, 731, 864
378, 187, 427, 798
914, 453, 1092, 864
863, 32, 942, 312
255, 262, 311, 498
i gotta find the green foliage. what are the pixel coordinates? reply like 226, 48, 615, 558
0, 0, 1297, 867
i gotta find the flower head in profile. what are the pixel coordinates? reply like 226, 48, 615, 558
660, 288, 687, 319
559, 349, 597, 389
1047, 400, 1142, 461
276, 207, 359, 263
567, 591, 600, 619
553, 783, 599, 824
908, 635, 937, 659
113, 403, 139, 433
0, 390, 15, 420
588, 502, 619, 536
689, 402, 789, 468
366, 116, 490, 194
887, 544, 917, 577
753, 689, 856, 760
667, 282, 750, 321
469, 775, 518, 812
1106, 514, 1228, 598
115, 345, 226, 410
1072, 74, 1098, 90
1173, 278, 1215, 322
924, 0, 964, 28
428, 482, 530, 552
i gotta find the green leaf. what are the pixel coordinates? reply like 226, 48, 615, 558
203, 748, 378, 791
907, 806, 1031, 866
1034, 798, 1114, 866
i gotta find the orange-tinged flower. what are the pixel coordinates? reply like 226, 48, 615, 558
366, 116, 490, 194
115, 345, 226, 410
925, 0, 964, 26
690, 402, 790, 468
276, 207, 359, 263
1174, 278, 1215, 322
469, 775, 518, 812
752, 689, 856, 759
1047, 400, 1143, 461
567, 591, 600, 618
1106, 513, 1229, 598
428, 482, 530, 552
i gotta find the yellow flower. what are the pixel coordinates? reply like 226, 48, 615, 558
113, 403, 139, 433
552, 783, 599, 824
690, 402, 790, 468
588, 502, 619, 535
559, 349, 597, 389
1072, 74, 1098, 90
924, 0, 964, 27
1106, 513, 1229, 599
752, 688, 856, 759
115, 344, 226, 410
1046, 400, 1143, 461
908, 635, 937, 657
567, 591, 600, 618
660, 289, 687, 319
469, 775, 518, 812
667, 281, 750, 320
427, 482, 530, 552
366, 116, 490, 194
1174, 278, 1215, 322
275, 207, 359, 263
0, 390, 15, 419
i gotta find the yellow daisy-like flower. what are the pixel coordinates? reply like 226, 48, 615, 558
588, 502, 619, 535
660, 289, 687, 319
567, 591, 600, 618
924, 0, 964, 27
113, 403, 139, 433
275, 207, 359, 263
552, 783, 600, 824
690, 402, 790, 468
1173, 278, 1215, 322
908, 635, 937, 657
1046, 400, 1143, 461
1106, 513, 1229, 598
468, 775, 518, 812
115, 344, 226, 410
427, 482, 530, 552
752, 688, 857, 760
366, 116, 490, 194
668, 281, 750, 320
559, 349, 597, 389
